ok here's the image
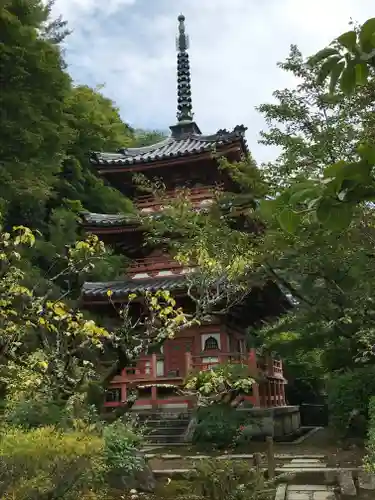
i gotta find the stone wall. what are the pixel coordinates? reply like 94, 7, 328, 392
237, 405, 301, 439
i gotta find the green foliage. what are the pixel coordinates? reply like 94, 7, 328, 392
192, 405, 252, 449
103, 419, 144, 475
187, 459, 274, 500
363, 396, 375, 473
309, 19, 375, 95
185, 363, 254, 403
0, 425, 105, 499
326, 366, 375, 434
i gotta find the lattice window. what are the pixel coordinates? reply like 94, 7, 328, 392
204, 336, 219, 351
105, 388, 121, 402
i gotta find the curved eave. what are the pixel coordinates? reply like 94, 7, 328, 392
89, 126, 248, 172
81, 276, 187, 303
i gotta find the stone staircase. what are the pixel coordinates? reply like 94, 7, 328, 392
138, 410, 191, 445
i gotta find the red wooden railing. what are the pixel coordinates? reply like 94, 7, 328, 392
128, 255, 185, 274
106, 350, 286, 409
135, 184, 224, 210
189, 353, 248, 372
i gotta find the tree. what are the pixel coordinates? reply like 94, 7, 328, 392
261, 19, 375, 232
258, 45, 375, 184
0, 220, 189, 419
0, 0, 72, 229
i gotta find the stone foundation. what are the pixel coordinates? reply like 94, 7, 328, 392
237, 405, 301, 439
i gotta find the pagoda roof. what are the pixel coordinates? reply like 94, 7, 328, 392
89, 125, 247, 169
81, 212, 140, 227
82, 276, 186, 300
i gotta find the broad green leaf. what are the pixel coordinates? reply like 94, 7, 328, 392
359, 18, 375, 50
317, 56, 342, 85
277, 208, 301, 234
258, 199, 277, 220
355, 62, 369, 86
337, 31, 357, 52
289, 188, 321, 206
329, 61, 345, 93
357, 143, 375, 164
308, 47, 339, 66
340, 62, 356, 95
323, 160, 348, 179
316, 198, 353, 231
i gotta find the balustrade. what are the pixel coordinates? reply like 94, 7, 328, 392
135, 184, 223, 210
128, 255, 184, 274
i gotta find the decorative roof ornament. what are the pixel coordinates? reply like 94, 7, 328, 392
170, 15, 201, 137
176, 14, 192, 123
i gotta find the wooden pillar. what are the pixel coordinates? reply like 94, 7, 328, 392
151, 385, 157, 409
252, 381, 260, 407
185, 351, 192, 374
271, 380, 276, 407
267, 355, 274, 377
247, 348, 258, 375
267, 381, 271, 407
121, 383, 127, 403
151, 353, 157, 378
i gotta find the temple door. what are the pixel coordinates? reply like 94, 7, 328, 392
165, 337, 193, 377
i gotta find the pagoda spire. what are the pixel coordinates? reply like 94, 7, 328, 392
176, 14, 193, 122
170, 15, 201, 137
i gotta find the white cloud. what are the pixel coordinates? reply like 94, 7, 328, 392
53, 0, 375, 163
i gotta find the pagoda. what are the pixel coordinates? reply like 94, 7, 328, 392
81, 15, 289, 411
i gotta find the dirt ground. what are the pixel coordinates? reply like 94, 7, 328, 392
148, 428, 365, 470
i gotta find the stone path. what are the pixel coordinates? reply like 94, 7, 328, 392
279, 484, 335, 500
277, 458, 336, 499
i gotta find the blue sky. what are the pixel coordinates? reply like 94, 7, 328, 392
53, 0, 374, 163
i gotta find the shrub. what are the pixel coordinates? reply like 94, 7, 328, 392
189, 459, 274, 500
0, 425, 105, 500
192, 404, 253, 449
103, 417, 145, 475
326, 366, 375, 435
363, 396, 375, 474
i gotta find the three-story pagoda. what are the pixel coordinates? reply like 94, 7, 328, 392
81, 15, 289, 411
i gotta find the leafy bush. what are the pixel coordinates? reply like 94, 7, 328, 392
189, 459, 274, 500
0, 425, 105, 500
326, 366, 375, 434
185, 363, 254, 399
192, 404, 253, 449
103, 417, 145, 475
363, 396, 375, 474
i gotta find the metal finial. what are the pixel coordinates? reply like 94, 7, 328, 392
176, 14, 193, 123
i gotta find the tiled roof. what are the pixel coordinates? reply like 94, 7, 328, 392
81, 212, 140, 227
82, 276, 186, 299
89, 125, 247, 168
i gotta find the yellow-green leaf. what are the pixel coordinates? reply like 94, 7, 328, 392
340, 62, 356, 95
337, 30, 357, 52
277, 209, 301, 234
355, 62, 369, 86
317, 55, 342, 85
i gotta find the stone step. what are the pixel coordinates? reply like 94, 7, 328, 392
143, 419, 190, 425
285, 484, 335, 500
149, 426, 189, 434
152, 467, 359, 478
147, 434, 184, 444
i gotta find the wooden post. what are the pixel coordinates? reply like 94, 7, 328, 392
185, 351, 192, 374
253, 452, 262, 473
247, 348, 258, 375
252, 381, 260, 407
266, 436, 275, 479
151, 353, 157, 378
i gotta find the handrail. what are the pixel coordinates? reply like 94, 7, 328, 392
135, 184, 224, 208
129, 256, 184, 271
